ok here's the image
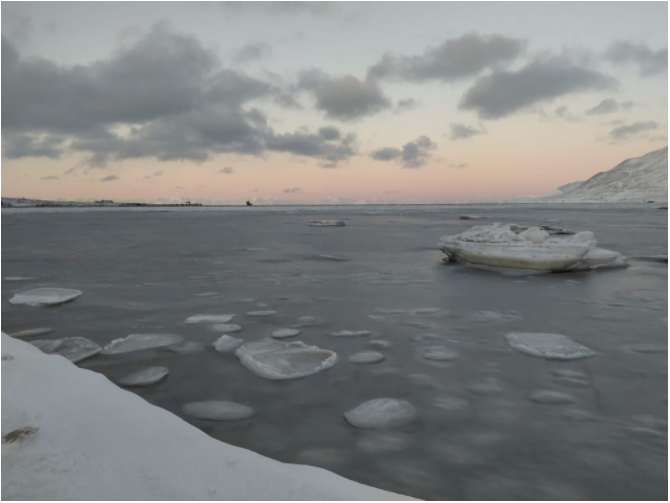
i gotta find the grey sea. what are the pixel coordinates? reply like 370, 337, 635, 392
2, 203, 667, 500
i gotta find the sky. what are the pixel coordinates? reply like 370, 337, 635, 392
1, 1, 668, 204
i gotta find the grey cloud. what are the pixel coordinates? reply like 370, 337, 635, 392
234, 42, 272, 63
40, 175, 59, 180
608, 121, 658, 141
554, 105, 579, 122
459, 55, 618, 119
450, 123, 485, 140
219, 167, 235, 174
2, 134, 65, 159
2, 4, 32, 45
369, 33, 526, 83
586, 98, 619, 115
223, 2, 335, 16
266, 128, 357, 167
370, 136, 436, 168
283, 187, 302, 193
396, 98, 419, 112
605, 41, 668, 77
318, 126, 341, 140
100, 175, 119, 182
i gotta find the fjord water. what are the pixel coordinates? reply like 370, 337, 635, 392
2, 204, 667, 500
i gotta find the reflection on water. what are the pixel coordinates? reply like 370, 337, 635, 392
2, 204, 667, 500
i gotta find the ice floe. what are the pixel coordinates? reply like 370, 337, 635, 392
470, 310, 523, 323
182, 400, 254, 421
235, 338, 338, 380
213, 335, 244, 353
315, 254, 348, 261
118, 367, 169, 387
271, 328, 301, 339
344, 398, 418, 429
348, 351, 386, 364
9, 288, 82, 307
8, 327, 54, 338
369, 340, 393, 348
293, 316, 318, 327
30, 337, 101, 363
459, 215, 485, 220
439, 223, 627, 272
529, 390, 575, 405
184, 314, 234, 324
421, 347, 457, 361
246, 310, 277, 317
331, 330, 373, 337
102, 333, 183, 355
505, 332, 596, 360
212, 323, 242, 333
4, 276, 36, 281
308, 220, 346, 227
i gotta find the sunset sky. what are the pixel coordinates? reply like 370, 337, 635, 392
2, 1, 667, 204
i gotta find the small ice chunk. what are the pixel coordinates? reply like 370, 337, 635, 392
421, 347, 457, 361
102, 333, 183, 355
293, 316, 317, 328
9, 288, 82, 307
344, 399, 418, 429
30, 337, 101, 363
553, 376, 588, 388
235, 338, 338, 380
628, 344, 668, 354
308, 220, 346, 227
369, 340, 393, 348
316, 254, 348, 261
271, 328, 301, 339
118, 367, 169, 387
459, 215, 484, 220
213, 335, 244, 353
505, 332, 596, 360
568, 248, 628, 271
529, 390, 575, 405
348, 351, 385, 364
246, 310, 277, 317
212, 323, 242, 333
182, 401, 254, 421
471, 310, 523, 323
331, 330, 372, 337
4, 276, 35, 281
184, 314, 235, 324
8, 328, 54, 338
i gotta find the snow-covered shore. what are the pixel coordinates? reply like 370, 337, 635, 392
1, 333, 410, 501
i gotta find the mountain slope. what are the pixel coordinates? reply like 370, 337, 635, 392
547, 147, 668, 202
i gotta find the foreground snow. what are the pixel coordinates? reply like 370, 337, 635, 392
1, 334, 409, 500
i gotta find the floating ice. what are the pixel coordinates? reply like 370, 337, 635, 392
331, 330, 372, 337
182, 400, 254, 421
4, 276, 35, 281
213, 335, 244, 353
30, 337, 101, 363
421, 347, 457, 361
168, 341, 205, 354
471, 310, 523, 323
246, 310, 277, 317
505, 332, 596, 360
212, 323, 242, 333
316, 254, 348, 261
344, 398, 418, 429
553, 376, 588, 388
9, 288, 82, 307
102, 333, 183, 355
369, 340, 393, 348
459, 215, 485, 220
529, 390, 575, 405
271, 328, 301, 339
439, 223, 627, 272
293, 316, 317, 327
8, 328, 54, 338
628, 344, 668, 354
308, 220, 346, 227
184, 314, 234, 324
118, 367, 169, 387
235, 338, 338, 380
348, 351, 385, 364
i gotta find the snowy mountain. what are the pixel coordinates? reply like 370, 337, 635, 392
546, 147, 668, 202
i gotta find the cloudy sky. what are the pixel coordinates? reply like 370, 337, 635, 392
2, 1, 667, 204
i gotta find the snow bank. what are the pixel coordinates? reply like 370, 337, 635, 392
439, 223, 627, 272
1, 334, 409, 500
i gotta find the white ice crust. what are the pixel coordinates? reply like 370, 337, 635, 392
9, 288, 82, 307
213, 335, 244, 353
344, 399, 418, 429
185, 314, 235, 324
102, 333, 183, 355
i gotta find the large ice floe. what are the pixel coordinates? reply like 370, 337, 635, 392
235, 338, 338, 380
439, 223, 627, 272
102, 333, 183, 355
1, 334, 408, 500
505, 332, 596, 360
344, 399, 418, 429
9, 288, 82, 307
29, 337, 101, 363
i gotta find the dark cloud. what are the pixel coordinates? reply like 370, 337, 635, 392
298, 70, 390, 120
368, 33, 526, 83
607, 121, 658, 141
318, 126, 341, 140
2, 134, 65, 159
234, 42, 272, 63
586, 98, 619, 115
395, 98, 420, 112
370, 136, 436, 168
459, 55, 617, 119
40, 175, 59, 181
2, 27, 357, 167
219, 167, 235, 174
605, 41, 668, 77
100, 175, 119, 182
2, 4, 33, 45
450, 123, 485, 140
283, 187, 302, 193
